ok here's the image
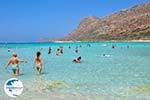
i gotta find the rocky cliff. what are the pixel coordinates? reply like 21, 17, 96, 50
65, 2, 150, 41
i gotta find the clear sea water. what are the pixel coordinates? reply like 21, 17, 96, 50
0, 42, 150, 100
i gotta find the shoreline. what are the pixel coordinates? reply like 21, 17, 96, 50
0, 40, 150, 44
43, 39, 150, 42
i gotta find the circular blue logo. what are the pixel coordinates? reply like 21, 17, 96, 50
4, 78, 23, 97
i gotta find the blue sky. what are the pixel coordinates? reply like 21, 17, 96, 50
0, 0, 149, 42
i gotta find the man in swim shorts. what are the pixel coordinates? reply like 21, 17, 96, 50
5, 53, 27, 77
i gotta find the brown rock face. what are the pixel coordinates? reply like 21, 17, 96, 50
66, 2, 150, 41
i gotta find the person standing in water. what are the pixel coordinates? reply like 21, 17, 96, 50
48, 47, 51, 54
60, 46, 63, 54
33, 51, 43, 75
56, 48, 61, 56
75, 49, 78, 53
5, 53, 27, 77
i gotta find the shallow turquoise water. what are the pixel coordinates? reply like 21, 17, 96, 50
0, 42, 150, 100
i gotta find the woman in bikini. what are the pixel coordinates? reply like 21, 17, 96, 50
33, 51, 43, 75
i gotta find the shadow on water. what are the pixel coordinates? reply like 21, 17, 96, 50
19, 73, 25, 76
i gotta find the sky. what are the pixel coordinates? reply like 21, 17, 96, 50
0, 0, 149, 42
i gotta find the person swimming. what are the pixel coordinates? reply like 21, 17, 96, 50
75, 49, 79, 53
102, 54, 110, 57
87, 44, 91, 47
112, 45, 117, 49
112, 45, 115, 48
8, 49, 10, 52
5, 53, 27, 77
33, 51, 43, 75
73, 56, 82, 63
75, 46, 79, 53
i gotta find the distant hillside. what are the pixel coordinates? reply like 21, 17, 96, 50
64, 2, 150, 41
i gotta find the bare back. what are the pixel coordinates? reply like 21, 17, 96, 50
9, 57, 20, 65
35, 57, 42, 65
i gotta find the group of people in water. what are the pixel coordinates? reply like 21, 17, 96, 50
5, 51, 43, 77
4, 43, 132, 77
4, 45, 83, 77
56, 46, 63, 56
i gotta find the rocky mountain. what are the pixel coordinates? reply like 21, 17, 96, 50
65, 2, 150, 41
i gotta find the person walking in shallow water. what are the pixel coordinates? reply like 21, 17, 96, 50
48, 47, 51, 54
33, 51, 43, 75
5, 53, 27, 77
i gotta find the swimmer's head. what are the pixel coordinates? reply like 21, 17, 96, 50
36, 51, 41, 57
77, 56, 81, 60
12, 53, 17, 57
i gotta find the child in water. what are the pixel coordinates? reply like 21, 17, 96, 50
33, 51, 43, 75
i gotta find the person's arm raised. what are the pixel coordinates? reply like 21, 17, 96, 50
17, 59, 27, 63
